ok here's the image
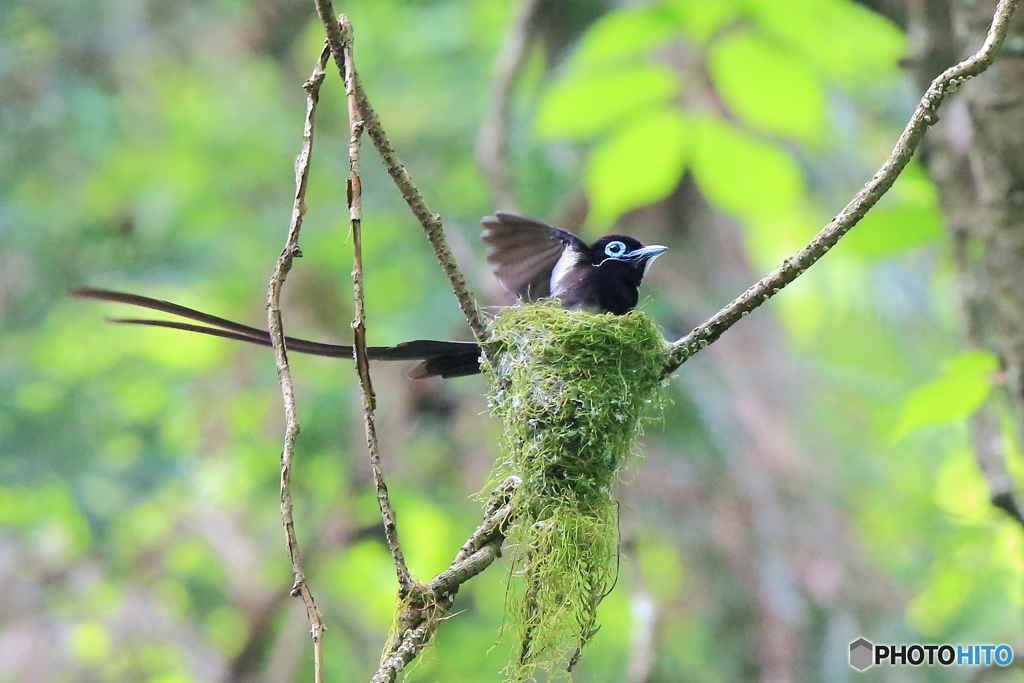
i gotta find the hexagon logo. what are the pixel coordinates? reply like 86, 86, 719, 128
849, 638, 874, 671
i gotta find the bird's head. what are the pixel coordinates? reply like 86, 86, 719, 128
588, 235, 668, 282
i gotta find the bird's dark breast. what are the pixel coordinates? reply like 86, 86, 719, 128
558, 266, 641, 315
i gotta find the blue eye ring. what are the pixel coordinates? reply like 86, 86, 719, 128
604, 240, 627, 257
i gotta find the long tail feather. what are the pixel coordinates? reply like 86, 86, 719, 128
70, 288, 482, 377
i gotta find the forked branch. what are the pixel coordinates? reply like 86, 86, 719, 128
370, 477, 518, 683
314, 1, 488, 346
340, 17, 413, 595
283, 1, 1022, 682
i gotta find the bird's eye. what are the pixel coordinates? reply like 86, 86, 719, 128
604, 241, 627, 258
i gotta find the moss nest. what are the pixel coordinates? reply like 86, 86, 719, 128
482, 302, 668, 681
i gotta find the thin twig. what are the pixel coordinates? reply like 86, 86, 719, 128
353, 81, 488, 345
476, 0, 543, 209
369, 478, 518, 683
267, 46, 331, 683
313, 3, 489, 347
664, 0, 1021, 375
340, 18, 413, 594
306, 9, 501, 681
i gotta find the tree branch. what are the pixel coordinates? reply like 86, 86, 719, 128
303, 13, 518, 681
314, 3, 489, 347
266, 44, 331, 683
663, 0, 1022, 375
369, 477, 518, 683
339, 18, 414, 595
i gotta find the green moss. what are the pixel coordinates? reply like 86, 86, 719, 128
482, 302, 668, 681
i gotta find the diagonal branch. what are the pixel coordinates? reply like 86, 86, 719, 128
305, 9, 504, 682
664, 0, 1022, 375
352, 80, 488, 345
339, 18, 413, 595
314, 3, 489, 347
369, 477, 519, 683
267, 44, 331, 683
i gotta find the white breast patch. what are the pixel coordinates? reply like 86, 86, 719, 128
549, 247, 583, 298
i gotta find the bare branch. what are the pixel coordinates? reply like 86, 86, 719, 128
353, 79, 489, 345
314, 3, 489, 346
369, 477, 518, 683
267, 45, 331, 683
340, 18, 413, 594
304, 9, 506, 682
664, 0, 1022, 375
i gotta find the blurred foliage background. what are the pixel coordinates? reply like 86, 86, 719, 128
1, 0, 1021, 682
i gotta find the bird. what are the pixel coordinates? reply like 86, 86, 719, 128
71, 211, 667, 379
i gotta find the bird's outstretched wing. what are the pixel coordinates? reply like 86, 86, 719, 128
480, 211, 586, 302
69, 288, 481, 378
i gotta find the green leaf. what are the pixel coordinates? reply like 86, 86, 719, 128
689, 115, 804, 222
570, 5, 677, 67
535, 64, 679, 140
707, 30, 827, 143
745, 0, 904, 85
585, 109, 689, 225
662, 0, 741, 44
892, 349, 999, 441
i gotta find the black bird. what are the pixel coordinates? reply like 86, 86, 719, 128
71, 211, 666, 378
481, 211, 666, 315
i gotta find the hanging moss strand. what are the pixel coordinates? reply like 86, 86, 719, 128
483, 303, 668, 681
